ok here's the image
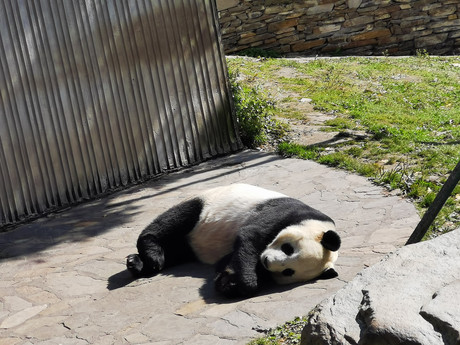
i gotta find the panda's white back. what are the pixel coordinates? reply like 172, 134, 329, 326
188, 184, 285, 264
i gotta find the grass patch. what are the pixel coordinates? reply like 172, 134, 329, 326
228, 55, 460, 239
278, 142, 380, 177
229, 70, 287, 148
247, 316, 307, 345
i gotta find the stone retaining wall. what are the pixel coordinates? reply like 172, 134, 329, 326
217, 0, 460, 56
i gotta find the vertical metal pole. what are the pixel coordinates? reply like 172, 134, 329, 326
406, 160, 460, 245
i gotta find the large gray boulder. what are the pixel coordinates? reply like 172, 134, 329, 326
301, 228, 460, 345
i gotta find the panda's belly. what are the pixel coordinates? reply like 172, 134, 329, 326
188, 220, 240, 264
187, 184, 286, 264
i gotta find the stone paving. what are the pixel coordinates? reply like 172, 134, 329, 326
0, 150, 420, 345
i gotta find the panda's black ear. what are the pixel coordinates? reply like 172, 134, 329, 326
316, 267, 338, 280
321, 230, 341, 252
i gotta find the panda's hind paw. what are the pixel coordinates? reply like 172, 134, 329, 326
214, 269, 257, 298
215, 269, 237, 297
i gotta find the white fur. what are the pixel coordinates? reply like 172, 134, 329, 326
260, 219, 337, 284
188, 184, 285, 264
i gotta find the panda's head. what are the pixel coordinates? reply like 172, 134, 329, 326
260, 220, 341, 284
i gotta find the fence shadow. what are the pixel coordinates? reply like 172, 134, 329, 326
0, 151, 280, 260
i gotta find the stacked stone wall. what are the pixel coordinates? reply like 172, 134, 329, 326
217, 0, 460, 56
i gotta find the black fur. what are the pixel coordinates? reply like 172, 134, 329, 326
127, 196, 338, 298
321, 230, 341, 252
213, 197, 334, 297
316, 267, 338, 280
127, 197, 203, 277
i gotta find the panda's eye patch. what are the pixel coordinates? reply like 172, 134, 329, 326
281, 243, 294, 256
282, 268, 295, 276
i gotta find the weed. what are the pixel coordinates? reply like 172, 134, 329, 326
229, 70, 286, 148
416, 48, 430, 58
278, 142, 320, 160
346, 146, 364, 158
247, 316, 307, 345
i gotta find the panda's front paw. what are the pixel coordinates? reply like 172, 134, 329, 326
214, 268, 257, 298
126, 254, 144, 276
126, 251, 165, 278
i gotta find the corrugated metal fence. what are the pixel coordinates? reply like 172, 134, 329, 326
0, 0, 241, 227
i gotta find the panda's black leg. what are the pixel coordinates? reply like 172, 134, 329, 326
214, 235, 260, 298
127, 197, 203, 278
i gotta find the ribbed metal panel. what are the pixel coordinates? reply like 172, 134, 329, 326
0, 0, 240, 226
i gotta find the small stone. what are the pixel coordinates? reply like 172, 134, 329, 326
306, 4, 334, 15
267, 19, 298, 33
415, 33, 448, 48
216, 0, 239, 11
351, 28, 391, 41
314, 24, 341, 34
348, 0, 362, 9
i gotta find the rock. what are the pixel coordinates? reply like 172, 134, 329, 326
267, 19, 299, 33
415, 33, 449, 49
351, 28, 392, 41
216, 0, 239, 11
306, 4, 335, 15
348, 0, 363, 9
420, 280, 460, 343
301, 228, 460, 345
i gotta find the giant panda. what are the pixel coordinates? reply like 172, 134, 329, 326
127, 183, 341, 298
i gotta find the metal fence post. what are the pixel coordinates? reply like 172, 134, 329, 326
406, 159, 460, 245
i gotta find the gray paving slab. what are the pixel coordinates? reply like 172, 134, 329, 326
0, 150, 420, 344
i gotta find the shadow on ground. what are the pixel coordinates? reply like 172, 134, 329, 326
107, 260, 319, 304
0, 152, 279, 259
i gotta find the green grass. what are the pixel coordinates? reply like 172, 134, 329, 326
229, 55, 460, 345
229, 69, 287, 148
247, 316, 307, 345
228, 55, 460, 239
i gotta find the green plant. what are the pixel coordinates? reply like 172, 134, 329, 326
278, 142, 319, 160
247, 316, 307, 345
230, 70, 286, 148
416, 48, 430, 58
